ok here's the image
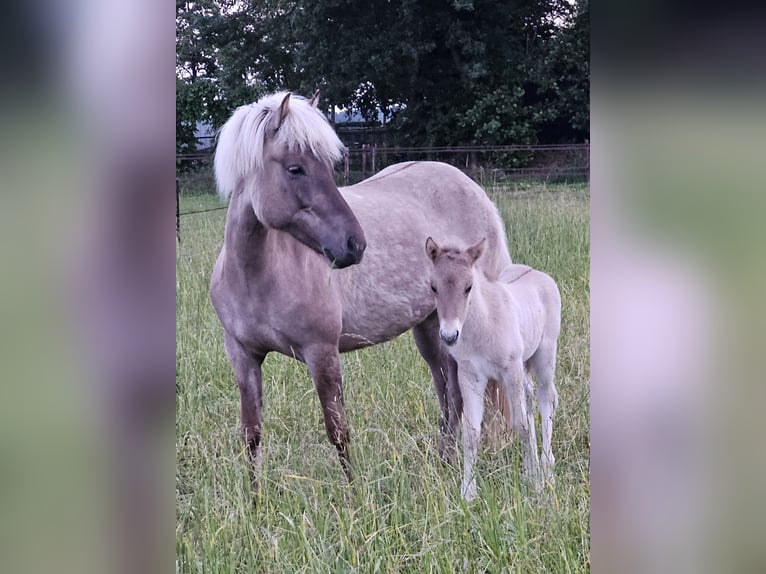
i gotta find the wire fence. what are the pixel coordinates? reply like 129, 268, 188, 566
176, 143, 589, 240
178, 143, 588, 192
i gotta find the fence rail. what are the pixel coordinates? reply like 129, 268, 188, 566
177, 142, 589, 189
176, 143, 589, 241
345, 144, 588, 153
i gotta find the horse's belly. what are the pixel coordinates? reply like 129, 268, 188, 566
338, 291, 434, 352
338, 305, 431, 352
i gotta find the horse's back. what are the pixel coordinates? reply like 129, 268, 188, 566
500, 265, 561, 344
344, 161, 485, 201
342, 161, 511, 277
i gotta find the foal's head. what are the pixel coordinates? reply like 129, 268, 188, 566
425, 237, 486, 346
215, 91, 366, 268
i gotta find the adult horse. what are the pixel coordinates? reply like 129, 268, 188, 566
210, 91, 512, 481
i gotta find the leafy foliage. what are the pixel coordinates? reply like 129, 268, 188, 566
176, 0, 589, 149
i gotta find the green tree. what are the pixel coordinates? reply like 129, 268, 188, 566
543, 0, 589, 140
176, 0, 226, 153
288, 0, 587, 145
175, 0, 590, 149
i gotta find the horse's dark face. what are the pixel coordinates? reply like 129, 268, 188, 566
257, 142, 366, 268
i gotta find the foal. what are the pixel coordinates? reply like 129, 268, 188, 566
426, 237, 561, 500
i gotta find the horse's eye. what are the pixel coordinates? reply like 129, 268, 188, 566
465, 285, 472, 294
287, 165, 304, 175
431, 285, 437, 294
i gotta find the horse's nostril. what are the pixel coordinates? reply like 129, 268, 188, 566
439, 330, 459, 346
347, 236, 360, 254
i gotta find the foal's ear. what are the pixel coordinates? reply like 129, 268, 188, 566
425, 237, 440, 262
274, 92, 292, 130
467, 238, 487, 264
309, 89, 321, 108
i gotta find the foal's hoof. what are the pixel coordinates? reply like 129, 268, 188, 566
542, 460, 556, 486
526, 473, 545, 494
461, 482, 478, 501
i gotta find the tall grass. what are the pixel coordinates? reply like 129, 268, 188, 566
176, 183, 589, 573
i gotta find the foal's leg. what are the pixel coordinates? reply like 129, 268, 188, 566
528, 341, 559, 483
224, 334, 265, 483
458, 364, 486, 501
412, 312, 461, 463
445, 353, 463, 450
504, 360, 542, 491
304, 345, 352, 482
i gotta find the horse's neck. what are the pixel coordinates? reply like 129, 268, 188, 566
466, 272, 492, 326
467, 272, 510, 333
223, 188, 268, 271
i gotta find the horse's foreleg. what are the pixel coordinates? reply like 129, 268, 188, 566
413, 313, 459, 463
224, 334, 265, 486
305, 346, 352, 482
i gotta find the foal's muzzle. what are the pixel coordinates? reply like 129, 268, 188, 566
323, 235, 366, 269
440, 329, 459, 346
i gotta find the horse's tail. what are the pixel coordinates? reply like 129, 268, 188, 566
491, 204, 514, 272
484, 379, 513, 448
482, 199, 514, 444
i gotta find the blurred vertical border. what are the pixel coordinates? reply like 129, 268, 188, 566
592, 1, 766, 573
0, 2, 175, 574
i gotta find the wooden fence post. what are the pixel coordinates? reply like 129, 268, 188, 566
371, 145, 376, 174
176, 178, 181, 243
344, 152, 350, 185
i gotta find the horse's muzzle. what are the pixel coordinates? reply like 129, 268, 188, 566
440, 329, 459, 346
323, 235, 366, 269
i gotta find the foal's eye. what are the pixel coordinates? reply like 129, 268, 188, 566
287, 165, 305, 175
464, 285, 472, 294
431, 285, 437, 294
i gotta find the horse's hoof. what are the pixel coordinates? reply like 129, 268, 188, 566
439, 446, 458, 467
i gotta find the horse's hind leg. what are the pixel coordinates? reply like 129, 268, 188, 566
412, 311, 461, 464
304, 345, 353, 482
224, 334, 265, 487
528, 340, 559, 483
503, 360, 542, 491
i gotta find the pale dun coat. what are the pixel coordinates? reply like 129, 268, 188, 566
426, 237, 561, 500
209, 91, 514, 482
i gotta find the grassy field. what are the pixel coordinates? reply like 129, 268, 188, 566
176, 181, 590, 573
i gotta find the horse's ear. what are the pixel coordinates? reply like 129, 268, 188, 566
425, 237, 440, 262
274, 92, 292, 130
309, 89, 321, 108
467, 238, 486, 264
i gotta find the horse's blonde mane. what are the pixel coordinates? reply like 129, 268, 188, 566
214, 91, 346, 199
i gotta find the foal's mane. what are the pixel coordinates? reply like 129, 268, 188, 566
214, 92, 346, 199
435, 246, 473, 266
